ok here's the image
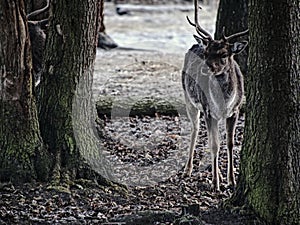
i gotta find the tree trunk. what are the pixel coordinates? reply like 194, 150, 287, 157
0, 0, 49, 182
214, 0, 248, 75
38, 0, 112, 186
99, 0, 105, 33
230, 1, 300, 224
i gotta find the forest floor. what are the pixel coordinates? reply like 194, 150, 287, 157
1, 1, 264, 225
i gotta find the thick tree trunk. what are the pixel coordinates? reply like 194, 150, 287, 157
0, 0, 49, 182
38, 0, 111, 186
215, 0, 248, 75
231, 1, 300, 224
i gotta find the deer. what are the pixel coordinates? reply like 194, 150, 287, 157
181, 0, 248, 191
27, 0, 50, 86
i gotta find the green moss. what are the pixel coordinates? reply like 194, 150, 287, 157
46, 185, 71, 194
65, 135, 75, 154
174, 215, 203, 225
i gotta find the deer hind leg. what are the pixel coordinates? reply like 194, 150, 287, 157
183, 100, 200, 177
205, 115, 220, 191
226, 112, 239, 187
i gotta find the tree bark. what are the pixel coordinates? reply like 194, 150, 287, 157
230, 1, 300, 224
38, 0, 112, 186
214, 0, 248, 75
99, 0, 105, 33
0, 0, 49, 182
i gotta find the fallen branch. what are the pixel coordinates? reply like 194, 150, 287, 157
96, 96, 186, 118
95, 96, 245, 118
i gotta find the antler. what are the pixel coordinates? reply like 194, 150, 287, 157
222, 27, 249, 41
186, 0, 213, 42
27, 0, 50, 20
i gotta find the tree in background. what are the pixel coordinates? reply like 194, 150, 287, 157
26, 0, 117, 49
98, 0, 118, 49
230, 0, 300, 224
214, 0, 248, 74
0, 0, 50, 182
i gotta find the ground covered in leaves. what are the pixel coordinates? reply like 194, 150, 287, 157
0, 115, 263, 225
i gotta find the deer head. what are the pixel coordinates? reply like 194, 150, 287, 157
27, 0, 50, 86
187, 0, 248, 75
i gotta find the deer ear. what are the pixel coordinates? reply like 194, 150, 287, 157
193, 35, 208, 46
231, 41, 248, 54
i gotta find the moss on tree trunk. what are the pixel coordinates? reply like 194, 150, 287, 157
37, 0, 118, 189
0, 0, 49, 183
96, 96, 186, 118
95, 95, 246, 118
230, 1, 300, 224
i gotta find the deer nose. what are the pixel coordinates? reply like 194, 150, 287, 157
206, 62, 218, 72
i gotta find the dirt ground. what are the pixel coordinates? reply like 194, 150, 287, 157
93, 0, 219, 186
93, 1, 217, 99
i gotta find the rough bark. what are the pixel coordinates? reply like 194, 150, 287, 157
99, 0, 105, 33
0, 0, 49, 182
230, 1, 300, 224
38, 0, 113, 186
214, 0, 248, 75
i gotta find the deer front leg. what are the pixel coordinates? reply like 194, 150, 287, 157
206, 115, 220, 191
183, 101, 200, 177
226, 112, 239, 187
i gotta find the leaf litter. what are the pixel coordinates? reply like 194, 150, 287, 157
1, 114, 262, 224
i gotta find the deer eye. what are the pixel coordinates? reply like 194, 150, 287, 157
221, 53, 228, 58
220, 58, 226, 65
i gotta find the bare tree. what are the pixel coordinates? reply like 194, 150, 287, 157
98, 0, 118, 49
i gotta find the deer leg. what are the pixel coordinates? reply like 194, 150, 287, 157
183, 100, 200, 177
226, 112, 239, 187
205, 115, 220, 191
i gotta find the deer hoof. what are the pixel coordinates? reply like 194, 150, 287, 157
182, 166, 192, 178
211, 179, 220, 192
218, 171, 224, 182
226, 179, 236, 190
226, 183, 236, 191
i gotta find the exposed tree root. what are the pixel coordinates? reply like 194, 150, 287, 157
47, 157, 128, 195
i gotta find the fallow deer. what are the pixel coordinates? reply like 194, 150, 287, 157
182, 0, 248, 191
27, 0, 50, 86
